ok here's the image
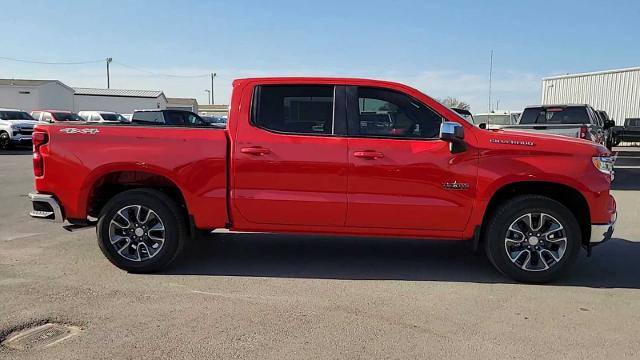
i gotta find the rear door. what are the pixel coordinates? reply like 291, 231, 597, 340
345, 86, 476, 231
232, 83, 349, 226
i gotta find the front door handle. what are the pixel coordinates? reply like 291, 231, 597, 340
241, 146, 271, 156
353, 150, 384, 159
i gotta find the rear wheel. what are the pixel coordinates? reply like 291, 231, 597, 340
97, 188, 187, 273
484, 195, 581, 283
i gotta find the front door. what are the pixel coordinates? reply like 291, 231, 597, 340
345, 86, 477, 231
232, 84, 349, 227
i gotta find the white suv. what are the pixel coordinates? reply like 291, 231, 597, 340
0, 108, 38, 149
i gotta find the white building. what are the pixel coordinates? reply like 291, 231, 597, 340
73, 88, 167, 114
167, 97, 198, 112
542, 67, 640, 125
0, 79, 75, 112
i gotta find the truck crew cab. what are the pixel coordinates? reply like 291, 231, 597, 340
28, 78, 617, 283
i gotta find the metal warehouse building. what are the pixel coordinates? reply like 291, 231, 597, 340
542, 67, 640, 125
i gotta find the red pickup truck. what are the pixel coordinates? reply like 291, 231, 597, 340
28, 77, 617, 283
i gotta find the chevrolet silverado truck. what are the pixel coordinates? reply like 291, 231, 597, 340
28, 77, 617, 283
502, 105, 614, 147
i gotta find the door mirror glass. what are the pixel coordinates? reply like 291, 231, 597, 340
605, 120, 615, 129
439, 121, 464, 142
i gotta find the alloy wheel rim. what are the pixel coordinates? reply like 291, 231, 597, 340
504, 212, 567, 272
108, 205, 165, 262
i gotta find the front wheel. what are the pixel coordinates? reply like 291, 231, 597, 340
484, 195, 581, 283
97, 188, 187, 273
0, 132, 12, 150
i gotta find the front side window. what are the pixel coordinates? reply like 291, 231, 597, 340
253, 85, 334, 135
354, 87, 443, 139
42, 113, 53, 122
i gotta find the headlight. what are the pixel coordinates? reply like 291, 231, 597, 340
592, 155, 615, 177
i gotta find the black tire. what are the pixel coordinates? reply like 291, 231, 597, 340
0, 132, 12, 150
483, 195, 581, 283
97, 188, 187, 273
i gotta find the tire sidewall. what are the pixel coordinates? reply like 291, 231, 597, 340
486, 196, 581, 283
97, 190, 184, 273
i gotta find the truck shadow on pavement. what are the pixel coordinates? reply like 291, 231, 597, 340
166, 233, 640, 289
0, 149, 32, 155
612, 153, 640, 190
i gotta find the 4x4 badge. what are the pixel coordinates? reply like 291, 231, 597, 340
443, 182, 470, 190
60, 128, 99, 135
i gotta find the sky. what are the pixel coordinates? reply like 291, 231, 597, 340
1, 0, 639, 112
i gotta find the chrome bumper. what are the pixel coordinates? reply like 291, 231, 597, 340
589, 213, 616, 244
29, 193, 63, 223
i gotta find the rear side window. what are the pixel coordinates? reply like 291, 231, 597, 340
252, 85, 335, 135
132, 111, 165, 124
519, 107, 589, 125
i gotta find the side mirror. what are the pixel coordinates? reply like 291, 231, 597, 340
605, 120, 615, 129
439, 121, 465, 141
478, 123, 488, 130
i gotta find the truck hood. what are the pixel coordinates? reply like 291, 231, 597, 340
479, 128, 609, 156
0, 119, 38, 128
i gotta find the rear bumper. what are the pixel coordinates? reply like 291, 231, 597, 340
29, 193, 63, 223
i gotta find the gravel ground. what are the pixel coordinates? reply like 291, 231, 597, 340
1, 147, 639, 359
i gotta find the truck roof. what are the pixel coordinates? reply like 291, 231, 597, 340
232, 77, 411, 88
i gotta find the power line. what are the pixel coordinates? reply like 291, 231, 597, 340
112, 61, 210, 78
0, 56, 104, 65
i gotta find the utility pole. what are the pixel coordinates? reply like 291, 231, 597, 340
106, 57, 113, 89
211, 72, 217, 105
204, 90, 211, 105
488, 50, 493, 114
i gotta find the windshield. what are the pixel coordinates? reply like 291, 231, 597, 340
0, 111, 34, 120
100, 113, 128, 122
475, 114, 512, 125
53, 112, 83, 121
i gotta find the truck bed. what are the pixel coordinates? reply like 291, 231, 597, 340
34, 123, 229, 229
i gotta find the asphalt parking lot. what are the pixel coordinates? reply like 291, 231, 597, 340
1, 147, 640, 359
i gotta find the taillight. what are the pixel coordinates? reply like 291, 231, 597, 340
579, 126, 588, 139
32, 131, 48, 177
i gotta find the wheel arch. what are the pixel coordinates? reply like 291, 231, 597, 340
82, 167, 191, 222
479, 181, 591, 245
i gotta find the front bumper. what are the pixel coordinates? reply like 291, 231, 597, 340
589, 212, 616, 245
29, 193, 63, 223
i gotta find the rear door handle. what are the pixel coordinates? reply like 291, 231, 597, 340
241, 146, 271, 156
353, 150, 384, 159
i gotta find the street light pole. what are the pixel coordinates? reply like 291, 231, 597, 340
204, 90, 211, 105
211, 72, 217, 105
106, 58, 113, 89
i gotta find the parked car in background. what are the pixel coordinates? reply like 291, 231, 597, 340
0, 108, 37, 149
201, 115, 228, 128
28, 77, 616, 283
131, 109, 206, 126
31, 110, 84, 123
450, 108, 474, 124
594, 110, 616, 149
474, 111, 521, 130
612, 118, 640, 145
79, 111, 129, 123
501, 105, 613, 146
